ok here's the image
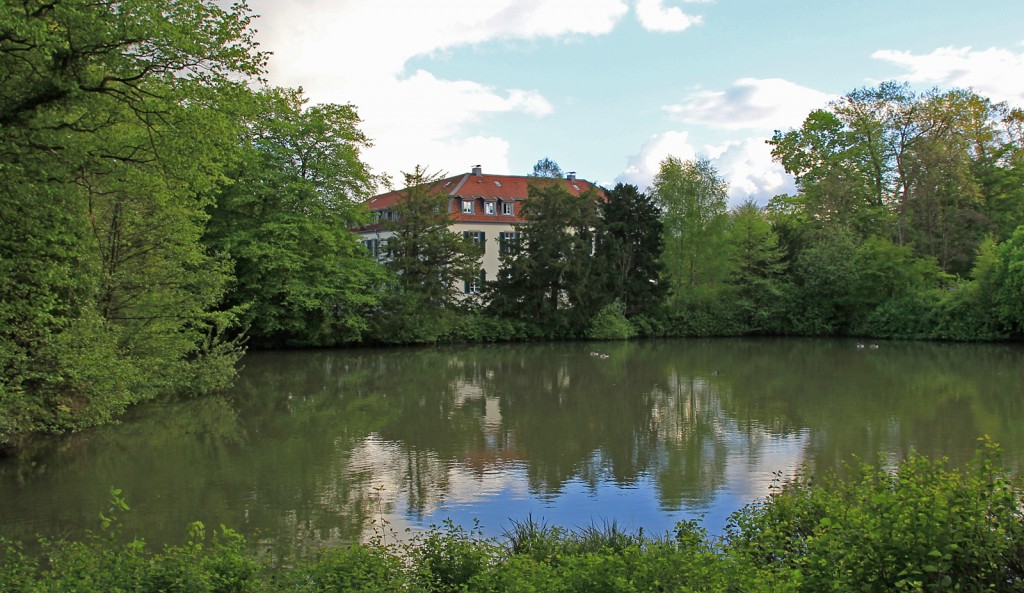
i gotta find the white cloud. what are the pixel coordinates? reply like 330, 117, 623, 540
246, 0, 628, 185
617, 131, 698, 189
873, 44, 1024, 106
634, 0, 703, 32
664, 78, 834, 131
617, 132, 794, 207
710, 138, 795, 206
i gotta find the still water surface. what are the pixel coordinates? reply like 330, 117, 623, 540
2, 338, 1022, 555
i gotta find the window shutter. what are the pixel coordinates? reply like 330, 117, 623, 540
479, 232, 486, 252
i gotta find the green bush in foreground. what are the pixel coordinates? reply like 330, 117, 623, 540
3, 442, 1021, 592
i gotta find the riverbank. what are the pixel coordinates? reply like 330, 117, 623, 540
4, 444, 1021, 592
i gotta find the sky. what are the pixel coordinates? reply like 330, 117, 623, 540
245, 0, 1024, 206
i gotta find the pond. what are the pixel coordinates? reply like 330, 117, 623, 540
1, 338, 1022, 557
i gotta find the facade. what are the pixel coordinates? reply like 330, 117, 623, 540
355, 166, 601, 293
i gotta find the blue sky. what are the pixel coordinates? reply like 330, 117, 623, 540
248, 0, 1024, 205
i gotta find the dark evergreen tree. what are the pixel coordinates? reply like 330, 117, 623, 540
489, 182, 603, 337
595, 183, 666, 317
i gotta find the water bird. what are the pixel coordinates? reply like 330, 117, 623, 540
869, 344, 879, 349
856, 343, 865, 349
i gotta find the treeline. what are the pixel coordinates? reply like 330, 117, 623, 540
4, 1, 1024, 446
382, 84, 1024, 344
3, 444, 1023, 591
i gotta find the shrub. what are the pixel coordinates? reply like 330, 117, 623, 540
409, 519, 499, 593
724, 440, 1024, 592
586, 302, 637, 340
298, 543, 407, 593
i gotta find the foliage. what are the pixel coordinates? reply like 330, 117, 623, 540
0, 0, 263, 446
4, 444, 1024, 591
489, 182, 605, 338
410, 520, 499, 593
294, 543, 407, 593
725, 440, 1024, 592
651, 156, 730, 303
725, 200, 788, 333
586, 302, 637, 341
770, 83, 1012, 273
367, 167, 483, 344
595, 183, 667, 318
528, 158, 563, 178
204, 87, 385, 347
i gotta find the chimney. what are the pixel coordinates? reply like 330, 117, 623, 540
566, 171, 576, 181
472, 165, 482, 176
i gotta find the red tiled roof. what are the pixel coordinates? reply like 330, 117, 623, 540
360, 171, 603, 230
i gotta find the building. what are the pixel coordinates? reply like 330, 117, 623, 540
355, 166, 602, 293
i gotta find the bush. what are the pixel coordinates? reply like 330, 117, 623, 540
410, 519, 499, 593
586, 302, 636, 340
724, 440, 1024, 592
296, 543, 407, 593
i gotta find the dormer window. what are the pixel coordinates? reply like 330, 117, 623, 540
461, 199, 474, 214
501, 201, 514, 216
484, 201, 495, 215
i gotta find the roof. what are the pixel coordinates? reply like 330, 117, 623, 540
360, 170, 602, 230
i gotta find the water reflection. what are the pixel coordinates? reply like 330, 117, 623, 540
1, 338, 1022, 557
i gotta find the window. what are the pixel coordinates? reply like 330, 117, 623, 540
362, 238, 379, 258
465, 270, 486, 294
484, 201, 496, 215
463, 231, 486, 253
501, 201, 515, 216
461, 199, 474, 214
499, 231, 520, 254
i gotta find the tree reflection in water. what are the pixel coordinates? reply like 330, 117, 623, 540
1, 339, 1022, 558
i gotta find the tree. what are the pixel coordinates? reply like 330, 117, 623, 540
489, 181, 604, 336
204, 88, 387, 347
725, 201, 787, 333
0, 0, 265, 445
595, 183, 666, 317
369, 167, 482, 343
771, 83, 1010, 273
651, 156, 730, 301
529, 157, 564, 178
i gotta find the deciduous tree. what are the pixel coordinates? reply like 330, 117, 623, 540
651, 156, 730, 301
204, 88, 386, 347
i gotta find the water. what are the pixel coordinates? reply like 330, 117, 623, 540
1, 338, 1022, 557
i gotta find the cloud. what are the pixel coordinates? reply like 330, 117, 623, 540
617, 131, 698, 189
634, 0, 704, 32
246, 0, 628, 185
664, 78, 834, 131
873, 44, 1024, 106
710, 138, 795, 206
617, 132, 793, 207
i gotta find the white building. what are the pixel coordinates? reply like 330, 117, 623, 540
355, 166, 601, 293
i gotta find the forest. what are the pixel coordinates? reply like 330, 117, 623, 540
3, 0, 1024, 446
